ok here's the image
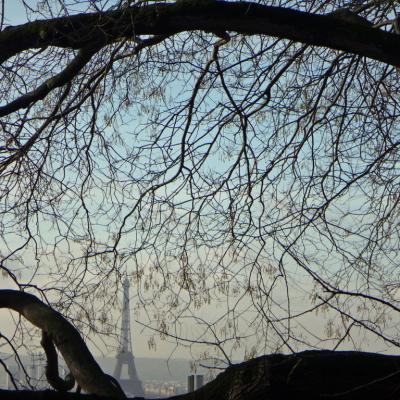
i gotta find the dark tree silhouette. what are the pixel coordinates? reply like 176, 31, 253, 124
1, 0, 400, 396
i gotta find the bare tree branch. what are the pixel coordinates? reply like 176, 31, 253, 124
0, 290, 126, 399
1, 2, 399, 67
0, 46, 99, 117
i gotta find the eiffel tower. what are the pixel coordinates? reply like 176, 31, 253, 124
113, 277, 144, 397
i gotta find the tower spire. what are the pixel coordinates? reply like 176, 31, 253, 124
113, 277, 144, 397
120, 277, 132, 354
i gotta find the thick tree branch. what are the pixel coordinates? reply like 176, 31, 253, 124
0, 46, 98, 118
0, 290, 126, 399
0, 2, 399, 67
41, 331, 75, 392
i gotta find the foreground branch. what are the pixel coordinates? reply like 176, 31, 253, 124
41, 331, 75, 392
0, 1, 399, 67
0, 46, 98, 117
0, 290, 125, 399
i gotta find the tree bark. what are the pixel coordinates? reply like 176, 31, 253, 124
0, 1, 399, 67
0, 290, 125, 399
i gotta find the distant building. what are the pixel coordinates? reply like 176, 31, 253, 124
188, 374, 204, 392
113, 277, 144, 397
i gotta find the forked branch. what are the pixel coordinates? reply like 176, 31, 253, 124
0, 290, 126, 398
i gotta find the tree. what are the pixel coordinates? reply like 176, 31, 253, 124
1, 0, 400, 394
2, 290, 400, 400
